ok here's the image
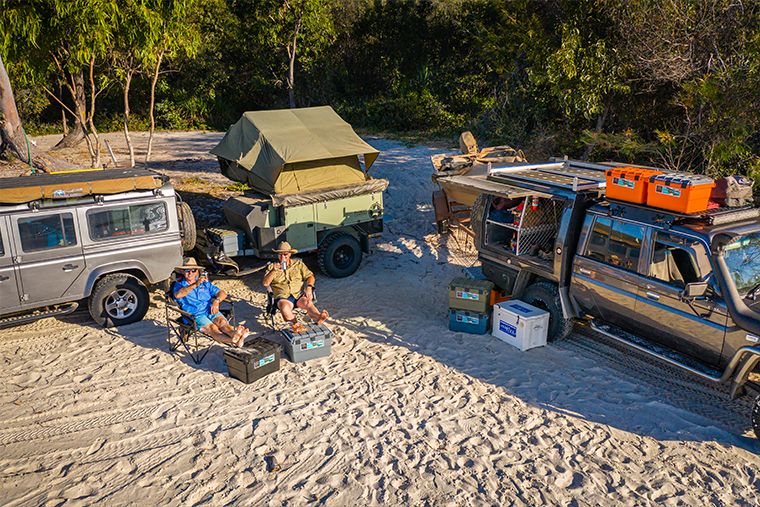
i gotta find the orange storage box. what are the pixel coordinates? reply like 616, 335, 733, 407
646, 173, 715, 214
605, 167, 662, 204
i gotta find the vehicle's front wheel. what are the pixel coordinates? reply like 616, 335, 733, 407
318, 233, 362, 278
88, 274, 150, 327
752, 394, 760, 440
522, 281, 574, 341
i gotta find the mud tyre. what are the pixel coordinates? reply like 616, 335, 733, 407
318, 233, 362, 278
753, 395, 760, 440
522, 281, 574, 341
89, 274, 150, 328
178, 201, 196, 252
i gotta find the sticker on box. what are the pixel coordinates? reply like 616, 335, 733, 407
456, 314, 479, 325
511, 304, 533, 314
656, 185, 681, 197
301, 340, 324, 351
613, 177, 635, 189
455, 290, 480, 301
499, 320, 517, 337
255, 354, 275, 369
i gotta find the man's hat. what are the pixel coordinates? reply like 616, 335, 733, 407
272, 241, 297, 254
176, 257, 201, 271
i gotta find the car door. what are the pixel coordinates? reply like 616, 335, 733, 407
570, 214, 648, 335
634, 230, 727, 366
11, 210, 86, 306
0, 216, 21, 312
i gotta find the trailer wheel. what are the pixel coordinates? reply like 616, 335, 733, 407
318, 233, 362, 278
88, 274, 150, 328
752, 395, 760, 440
522, 281, 573, 341
178, 201, 196, 252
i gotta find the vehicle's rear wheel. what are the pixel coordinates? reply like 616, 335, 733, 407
522, 281, 574, 341
752, 395, 760, 440
318, 233, 362, 278
178, 201, 196, 252
89, 274, 150, 327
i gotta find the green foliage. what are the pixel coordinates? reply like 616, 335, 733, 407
224, 182, 252, 192
1, 0, 759, 181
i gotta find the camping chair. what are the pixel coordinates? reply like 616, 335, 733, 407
264, 285, 316, 331
164, 276, 238, 364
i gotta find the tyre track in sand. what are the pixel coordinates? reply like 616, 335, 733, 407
557, 330, 756, 436
0, 386, 231, 450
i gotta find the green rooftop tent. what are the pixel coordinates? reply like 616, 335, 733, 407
210, 106, 380, 195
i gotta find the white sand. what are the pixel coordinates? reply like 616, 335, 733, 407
1, 133, 759, 505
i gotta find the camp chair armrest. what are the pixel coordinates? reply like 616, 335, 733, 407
166, 302, 195, 320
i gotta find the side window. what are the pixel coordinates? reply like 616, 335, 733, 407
585, 216, 611, 262
87, 202, 168, 240
584, 216, 644, 270
18, 213, 77, 252
648, 232, 710, 288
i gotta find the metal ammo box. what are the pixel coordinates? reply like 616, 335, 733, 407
281, 323, 333, 363
223, 338, 281, 383
448, 277, 494, 313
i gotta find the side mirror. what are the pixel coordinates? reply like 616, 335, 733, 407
682, 281, 708, 299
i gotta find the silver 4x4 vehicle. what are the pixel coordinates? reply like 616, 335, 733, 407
466, 159, 760, 438
0, 169, 187, 328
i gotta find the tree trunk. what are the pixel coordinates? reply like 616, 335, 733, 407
123, 70, 135, 167
0, 53, 30, 164
287, 17, 301, 109
145, 48, 165, 163
59, 80, 69, 136
55, 71, 87, 148
86, 56, 101, 168
0, 54, 77, 172
581, 104, 609, 160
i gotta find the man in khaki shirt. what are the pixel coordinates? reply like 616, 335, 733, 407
262, 241, 329, 328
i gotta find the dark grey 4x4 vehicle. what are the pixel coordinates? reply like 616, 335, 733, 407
466, 159, 760, 438
0, 169, 187, 328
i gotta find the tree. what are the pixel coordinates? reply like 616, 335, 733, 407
143, 0, 201, 163
0, 53, 76, 172
112, 1, 154, 167
253, 0, 335, 108
0, 1, 118, 166
612, 0, 760, 174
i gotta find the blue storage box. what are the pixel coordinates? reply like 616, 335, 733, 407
448, 309, 490, 334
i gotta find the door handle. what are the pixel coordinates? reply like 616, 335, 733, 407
62, 264, 79, 272
578, 268, 592, 275
0, 274, 9, 282
645, 291, 660, 301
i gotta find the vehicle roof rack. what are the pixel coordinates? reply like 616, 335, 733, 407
487, 159, 610, 194
0, 168, 167, 205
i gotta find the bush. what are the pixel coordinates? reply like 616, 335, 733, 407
348, 89, 465, 133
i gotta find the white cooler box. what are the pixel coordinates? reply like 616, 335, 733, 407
492, 300, 549, 351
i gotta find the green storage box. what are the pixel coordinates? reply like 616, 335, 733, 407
448, 277, 494, 313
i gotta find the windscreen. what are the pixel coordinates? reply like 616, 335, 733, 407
723, 232, 760, 295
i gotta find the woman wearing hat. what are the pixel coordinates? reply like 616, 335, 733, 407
174, 258, 249, 346
262, 241, 329, 330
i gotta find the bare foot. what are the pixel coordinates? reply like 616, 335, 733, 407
231, 327, 246, 347
317, 310, 329, 325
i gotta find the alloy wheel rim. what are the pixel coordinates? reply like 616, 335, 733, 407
104, 288, 138, 319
